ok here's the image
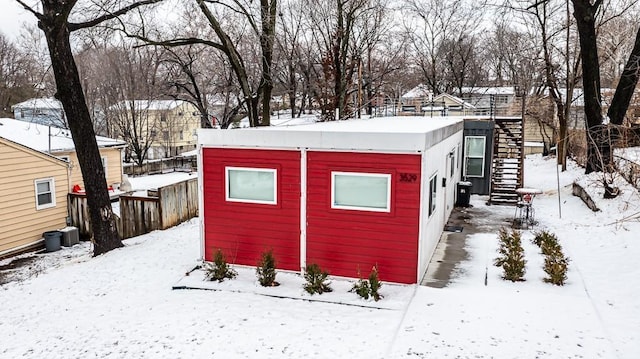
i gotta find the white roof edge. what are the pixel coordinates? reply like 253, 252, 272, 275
198, 121, 463, 153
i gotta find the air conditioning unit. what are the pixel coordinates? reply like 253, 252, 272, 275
59, 227, 79, 247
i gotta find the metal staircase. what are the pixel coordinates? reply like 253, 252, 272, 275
489, 117, 524, 205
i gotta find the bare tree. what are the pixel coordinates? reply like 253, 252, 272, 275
15, 0, 163, 255
404, 0, 485, 95
572, 0, 640, 173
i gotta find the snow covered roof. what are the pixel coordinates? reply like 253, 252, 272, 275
0, 118, 126, 153
11, 97, 63, 110
200, 116, 464, 153
461, 86, 516, 96
402, 84, 432, 100
110, 100, 188, 111
433, 93, 476, 109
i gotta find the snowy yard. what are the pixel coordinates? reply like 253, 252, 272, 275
1, 155, 639, 358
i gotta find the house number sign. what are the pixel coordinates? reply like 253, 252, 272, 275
399, 173, 418, 183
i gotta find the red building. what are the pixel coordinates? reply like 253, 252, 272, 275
198, 117, 464, 284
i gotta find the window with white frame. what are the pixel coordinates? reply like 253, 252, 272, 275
449, 148, 455, 178
464, 136, 486, 177
331, 171, 391, 212
35, 178, 56, 210
226, 167, 277, 204
428, 174, 437, 216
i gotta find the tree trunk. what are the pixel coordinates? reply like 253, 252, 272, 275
608, 26, 640, 126
572, 0, 609, 174
39, 8, 122, 255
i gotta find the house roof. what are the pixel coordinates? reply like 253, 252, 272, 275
402, 84, 432, 100
433, 94, 476, 109
110, 100, 188, 111
0, 118, 126, 153
0, 136, 69, 166
461, 86, 516, 96
199, 116, 464, 153
11, 97, 63, 110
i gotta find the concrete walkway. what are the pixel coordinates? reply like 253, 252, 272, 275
421, 203, 512, 287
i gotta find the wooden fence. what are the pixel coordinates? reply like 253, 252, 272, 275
123, 157, 197, 176
68, 178, 198, 240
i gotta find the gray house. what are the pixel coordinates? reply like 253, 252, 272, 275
11, 98, 67, 128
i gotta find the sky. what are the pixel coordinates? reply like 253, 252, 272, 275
1, 1, 37, 40
0, 151, 639, 358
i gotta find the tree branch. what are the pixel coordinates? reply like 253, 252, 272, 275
68, 0, 165, 31
14, 0, 43, 20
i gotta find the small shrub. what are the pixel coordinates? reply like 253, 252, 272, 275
494, 227, 527, 282
532, 230, 560, 255
351, 277, 371, 299
204, 249, 237, 282
256, 249, 279, 287
303, 263, 332, 295
350, 265, 383, 301
533, 230, 570, 285
543, 252, 570, 286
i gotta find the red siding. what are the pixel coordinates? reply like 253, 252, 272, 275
306, 151, 421, 284
202, 148, 301, 271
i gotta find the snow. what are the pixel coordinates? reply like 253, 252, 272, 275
0, 118, 126, 152
11, 97, 63, 110
1, 154, 639, 358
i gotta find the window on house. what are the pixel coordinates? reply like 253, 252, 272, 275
226, 167, 277, 204
58, 155, 70, 162
331, 172, 391, 212
163, 131, 169, 141
35, 178, 56, 210
449, 149, 455, 178
160, 113, 167, 121
464, 136, 486, 177
179, 131, 184, 140
428, 174, 437, 216
150, 130, 157, 138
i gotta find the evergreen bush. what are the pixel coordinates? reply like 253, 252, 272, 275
494, 227, 527, 282
350, 265, 383, 301
256, 249, 279, 287
543, 251, 570, 286
532, 230, 570, 285
204, 249, 237, 282
303, 263, 332, 295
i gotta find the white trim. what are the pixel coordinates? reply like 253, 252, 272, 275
225, 166, 278, 205
428, 172, 438, 217
464, 136, 486, 178
300, 149, 307, 273
34, 177, 56, 210
198, 145, 205, 261
330, 171, 391, 212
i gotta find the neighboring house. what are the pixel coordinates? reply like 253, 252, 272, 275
0, 118, 126, 191
198, 116, 464, 284
423, 93, 476, 117
11, 97, 67, 128
110, 100, 200, 160
0, 136, 69, 257
460, 87, 520, 116
400, 84, 433, 115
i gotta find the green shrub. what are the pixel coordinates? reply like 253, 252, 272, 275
532, 231, 570, 285
350, 265, 383, 301
303, 263, 332, 295
543, 251, 570, 286
204, 249, 237, 282
256, 249, 279, 287
494, 227, 527, 282
532, 230, 560, 255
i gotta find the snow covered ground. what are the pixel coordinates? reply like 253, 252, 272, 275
1, 154, 639, 358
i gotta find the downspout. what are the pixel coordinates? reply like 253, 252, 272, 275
299, 147, 307, 274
